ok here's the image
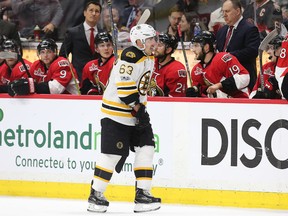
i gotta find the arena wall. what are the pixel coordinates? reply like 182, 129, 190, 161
0, 95, 287, 209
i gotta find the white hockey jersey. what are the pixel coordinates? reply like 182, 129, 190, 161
101, 46, 155, 126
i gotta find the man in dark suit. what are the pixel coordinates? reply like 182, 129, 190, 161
216, 0, 260, 90
59, 1, 102, 82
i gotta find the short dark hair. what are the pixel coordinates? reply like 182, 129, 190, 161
84, 1, 102, 13
169, 4, 184, 15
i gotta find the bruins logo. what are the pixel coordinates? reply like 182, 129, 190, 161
126, 51, 136, 58
116, 142, 124, 149
138, 71, 151, 95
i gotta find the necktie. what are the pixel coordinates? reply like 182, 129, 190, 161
223, 26, 233, 51
90, 28, 95, 54
127, 7, 138, 29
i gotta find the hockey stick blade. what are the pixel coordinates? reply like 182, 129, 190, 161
259, 28, 278, 51
280, 23, 288, 38
137, 9, 151, 25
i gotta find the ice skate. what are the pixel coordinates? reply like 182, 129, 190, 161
87, 188, 109, 213
134, 188, 161, 213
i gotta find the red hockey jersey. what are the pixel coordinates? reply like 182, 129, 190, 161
250, 61, 276, 98
0, 60, 31, 85
30, 56, 79, 94
190, 52, 250, 98
149, 58, 187, 97
275, 38, 288, 99
81, 55, 115, 94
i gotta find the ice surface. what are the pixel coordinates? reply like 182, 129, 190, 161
0, 196, 287, 216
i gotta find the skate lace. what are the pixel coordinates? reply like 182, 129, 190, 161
95, 191, 107, 200
143, 190, 152, 197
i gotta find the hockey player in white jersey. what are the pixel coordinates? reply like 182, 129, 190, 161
87, 23, 161, 213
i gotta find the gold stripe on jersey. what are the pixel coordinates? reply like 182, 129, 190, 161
116, 81, 136, 87
101, 107, 133, 118
102, 98, 131, 109
95, 165, 113, 174
101, 98, 133, 118
117, 89, 138, 96
116, 80, 138, 98
134, 167, 153, 171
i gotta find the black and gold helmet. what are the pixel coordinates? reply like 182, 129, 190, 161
191, 31, 216, 48
37, 38, 58, 54
95, 32, 113, 45
158, 32, 178, 51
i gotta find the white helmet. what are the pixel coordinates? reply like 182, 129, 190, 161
130, 24, 157, 50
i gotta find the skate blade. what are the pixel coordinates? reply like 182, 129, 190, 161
87, 203, 107, 213
134, 202, 161, 213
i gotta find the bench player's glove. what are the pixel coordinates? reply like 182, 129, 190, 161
8, 78, 35, 97
253, 77, 281, 99
186, 86, 200, 97
131, 104, 150, 130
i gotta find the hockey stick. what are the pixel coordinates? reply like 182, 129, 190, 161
177, 25, 192, 88
107, 0, 118, 59
18, 54, 32, 78
137, 9, 151, 25
258, 28, 278, 91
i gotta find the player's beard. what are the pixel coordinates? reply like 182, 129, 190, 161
156, 52, 167, 63
196, 51, 204, 61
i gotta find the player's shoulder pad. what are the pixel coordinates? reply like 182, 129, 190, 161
120, 46, 145, 63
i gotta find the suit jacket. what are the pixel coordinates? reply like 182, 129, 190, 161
216, 19, 260, 90
0, 20, 22, 51
121, 2, 153, 28
59, 23, 100, 81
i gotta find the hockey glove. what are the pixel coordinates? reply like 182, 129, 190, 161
253, 77, 281, 99
186, 86, 200, 97
132, 104, 150, 130
80, 79, 92, 95
8, 78, 35, 97
87, 88, 101, 95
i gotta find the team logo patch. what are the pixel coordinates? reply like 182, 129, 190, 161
116, 142, 124, 149
89, 63, 102, 73
148, 77, 164, 96
120, 76, 131, 81
221, 53, 232, 63
138, 71, 150, 96
194, 66, 203, 75
178, 69, 186, 77
263, 67, 273, 75
19, 64, 30, 72
126, 51, 136, 58
34, 68, 45, 76
58, 60, 69, 67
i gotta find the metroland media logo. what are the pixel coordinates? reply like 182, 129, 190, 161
0, 108, 160, 152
